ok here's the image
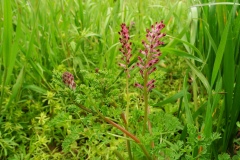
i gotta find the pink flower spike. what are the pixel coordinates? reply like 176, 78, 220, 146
134, 21, 165, 92
62, 72, 76, 90
118, 23, 132, 76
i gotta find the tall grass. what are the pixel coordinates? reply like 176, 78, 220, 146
169, 0, 240, 156
0, 0, 174, 95
0, 0, 180, 158
154, 0, 240, 158
0, 0, 239, 159
194, 1, 240, 155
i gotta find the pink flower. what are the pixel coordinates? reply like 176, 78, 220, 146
118, 23, 133, 76
147, 80, 156, 87
134, 83, 143, 89
147, 80, 156, 91
135, 21, 166, 91
62, 72, 76, 90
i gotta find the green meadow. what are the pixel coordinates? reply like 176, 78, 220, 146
0, 0, 240, 159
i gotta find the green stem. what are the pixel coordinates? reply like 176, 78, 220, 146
192, 73, 199, 128
126, 128, 133, 160
139, 143, 152, 160
113, 150, 125, 160
0, 79, 5, 112
125, 69, 133, 159
126, 70, 130, 123
142, 70, 149, 135
121, 113, 133, 160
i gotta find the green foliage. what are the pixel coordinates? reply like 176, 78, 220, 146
62, 125, 82, 153
0, 0, 239, 159
189, 0, 240, 156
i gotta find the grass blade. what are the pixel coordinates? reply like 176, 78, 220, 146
6, 67, 25, 109
162, 48, 203, 63
186, 59, 211, 96
2, 0, 12, 85
210, 8, 233, 86
153, 90, 184, 107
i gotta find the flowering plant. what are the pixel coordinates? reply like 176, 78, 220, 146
135, 21, 166, 135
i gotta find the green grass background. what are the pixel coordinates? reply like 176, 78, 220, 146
0, 0, 240, 159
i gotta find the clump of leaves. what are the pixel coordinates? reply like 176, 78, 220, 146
46, 68, 127, 159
